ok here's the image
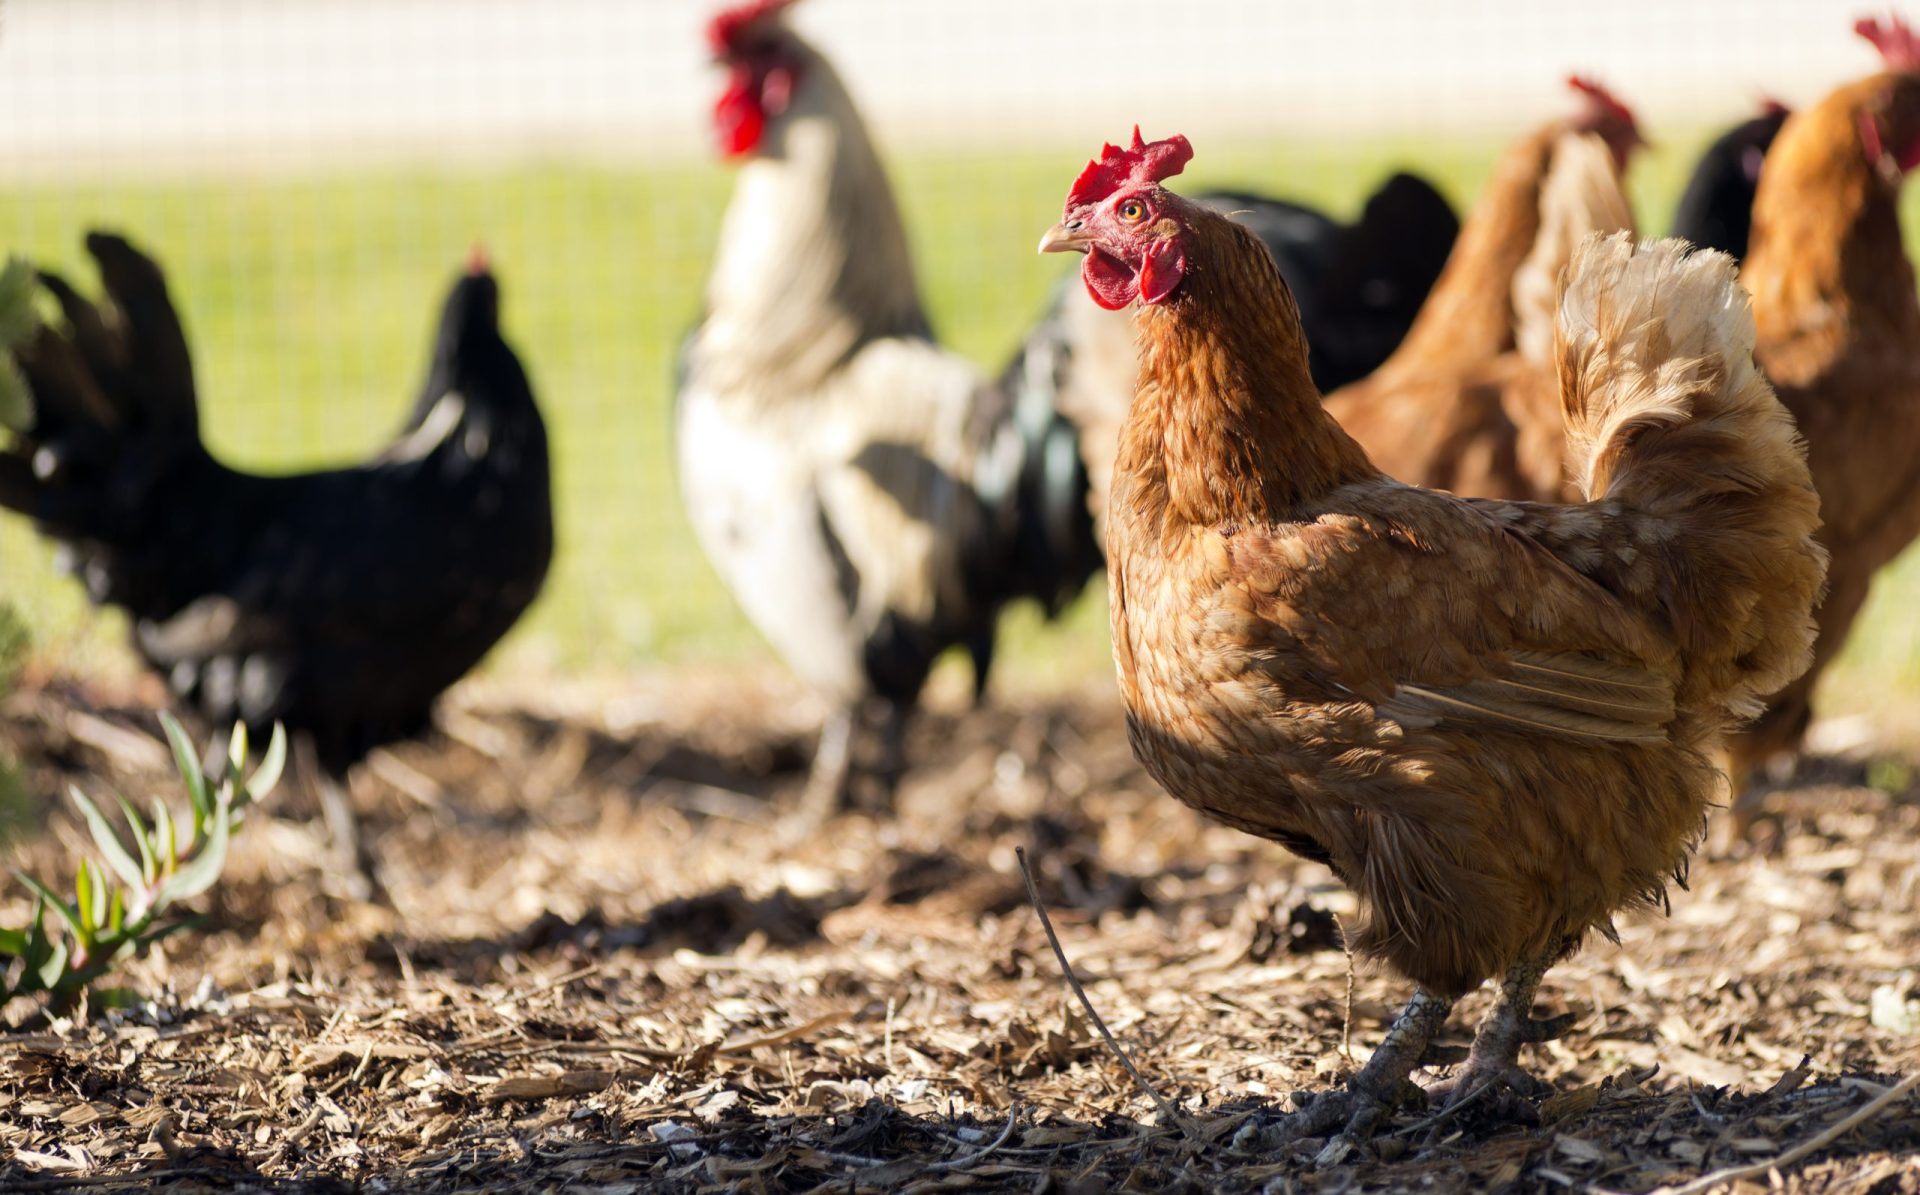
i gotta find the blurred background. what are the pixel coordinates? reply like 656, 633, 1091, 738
2, 0, 1914, 722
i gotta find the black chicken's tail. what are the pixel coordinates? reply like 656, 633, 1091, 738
0, 233, 207, 599
958, 338, 1104, 699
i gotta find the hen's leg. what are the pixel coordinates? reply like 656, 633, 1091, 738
1434, 948, 1576, 1114
1267, 988, 1454, 1162
318, 769, 387, 903
294, 737, 381, 903
800, 707, 856, 818
868, 700, 909, 808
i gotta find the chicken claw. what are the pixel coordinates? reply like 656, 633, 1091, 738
1428, 951, 1574, 1120
1240, 988, 1454, 1164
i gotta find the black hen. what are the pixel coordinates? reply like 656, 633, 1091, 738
1670, 105, 1790, 262
1195, 174, 1460, 392
1, 233, 552, 885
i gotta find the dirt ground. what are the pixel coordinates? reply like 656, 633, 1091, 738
0, 667, 1916, 1193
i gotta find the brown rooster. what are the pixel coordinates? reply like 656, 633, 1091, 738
1040, 132, 1824, 1151
1726, 16, 1920, 807
1323, 78, 1640, 503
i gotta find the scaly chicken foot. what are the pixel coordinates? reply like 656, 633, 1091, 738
316, 771, 388, 905
800, 708, 857, 820
1250, 987, 1454, 1165
1428, 950, 1574, 1119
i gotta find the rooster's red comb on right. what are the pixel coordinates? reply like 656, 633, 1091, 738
1857, 13, 1920, 70
1067, 127, 1194, 208
1567, 75, 1638, 128
708, 0, 797, 55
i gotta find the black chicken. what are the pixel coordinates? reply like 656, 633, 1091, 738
0, 233, 552, 893
1669, 103, 1791, 261
1197, 175, 1460, 393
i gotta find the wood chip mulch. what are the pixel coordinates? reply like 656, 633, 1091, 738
0, 670, 1916, 1193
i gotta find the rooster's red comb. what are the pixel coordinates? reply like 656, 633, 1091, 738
708, 0, 797, 56
1567, 75, 1638, 130
1067, 127, 1195, 208
1857, 13, 1920, 71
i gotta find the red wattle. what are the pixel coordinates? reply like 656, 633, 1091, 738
1082, 249, 1138, 310
714, 71, 767, 157
1137, 239, 1187, 306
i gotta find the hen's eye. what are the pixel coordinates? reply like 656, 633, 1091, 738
1118, 199, 1147, 223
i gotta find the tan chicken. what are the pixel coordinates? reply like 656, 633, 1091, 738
1040, 132, 1824, 1151
1726, 17, 1920, 805
1324, 78, 1640, 503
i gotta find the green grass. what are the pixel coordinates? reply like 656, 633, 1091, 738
3, 131, 1920, 708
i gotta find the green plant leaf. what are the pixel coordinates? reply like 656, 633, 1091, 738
0, 257, 36, 348
23, 903, 67, 992
154, 792, 231, 905
0, 926, 28, 957
153, 799, 178, 873
226, 722, 248, 788
86, 862, 109, 936
0, 357, 30, 435
114, 791, 159, 885
0, 257, 36, 433
69, 786, 144, 892
160, 713, 212, 836
73, 859, 97, 938
248, 724, 287, 804
15, 870, 85, 945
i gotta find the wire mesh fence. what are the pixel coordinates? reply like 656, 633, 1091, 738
0, 0, 1904, 693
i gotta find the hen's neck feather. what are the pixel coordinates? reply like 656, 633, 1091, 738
1744, 73, 1920, 369
1118, 209, 1379, 534
698, 43, 927, 393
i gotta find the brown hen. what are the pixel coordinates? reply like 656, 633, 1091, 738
1726, 18, 1920, 809
1324, 79, 1639, 503
1040, 131, 1824, 1153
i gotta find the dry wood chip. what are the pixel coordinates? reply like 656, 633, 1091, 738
485, 1070, 619, 1103
56, 1101, 119, 1129
296, 1040, 439, 1070
9, 1148, 85, 1172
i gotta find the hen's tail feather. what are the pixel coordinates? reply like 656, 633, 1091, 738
1557, 232, 1827, 719
1512, 132, 1635, 367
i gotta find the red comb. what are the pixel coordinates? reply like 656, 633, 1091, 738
1567, 75, 1638, 130
708, 0, 796, 56
1857, 13, 1920, 70
1759, 95, 1790, 117
467, 242, 489, 276
1067, 127, 1195, 208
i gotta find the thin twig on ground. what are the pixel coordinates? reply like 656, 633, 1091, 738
927, 1104, 1023, 1173
1015, 846, 1201, 1145
1642, 1070, 1919, 1195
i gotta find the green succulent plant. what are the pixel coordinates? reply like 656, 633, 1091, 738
0, 714, 285, 1012
0, 256, 36, 433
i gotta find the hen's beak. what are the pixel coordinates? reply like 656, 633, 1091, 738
1038, 220, 1093, 255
